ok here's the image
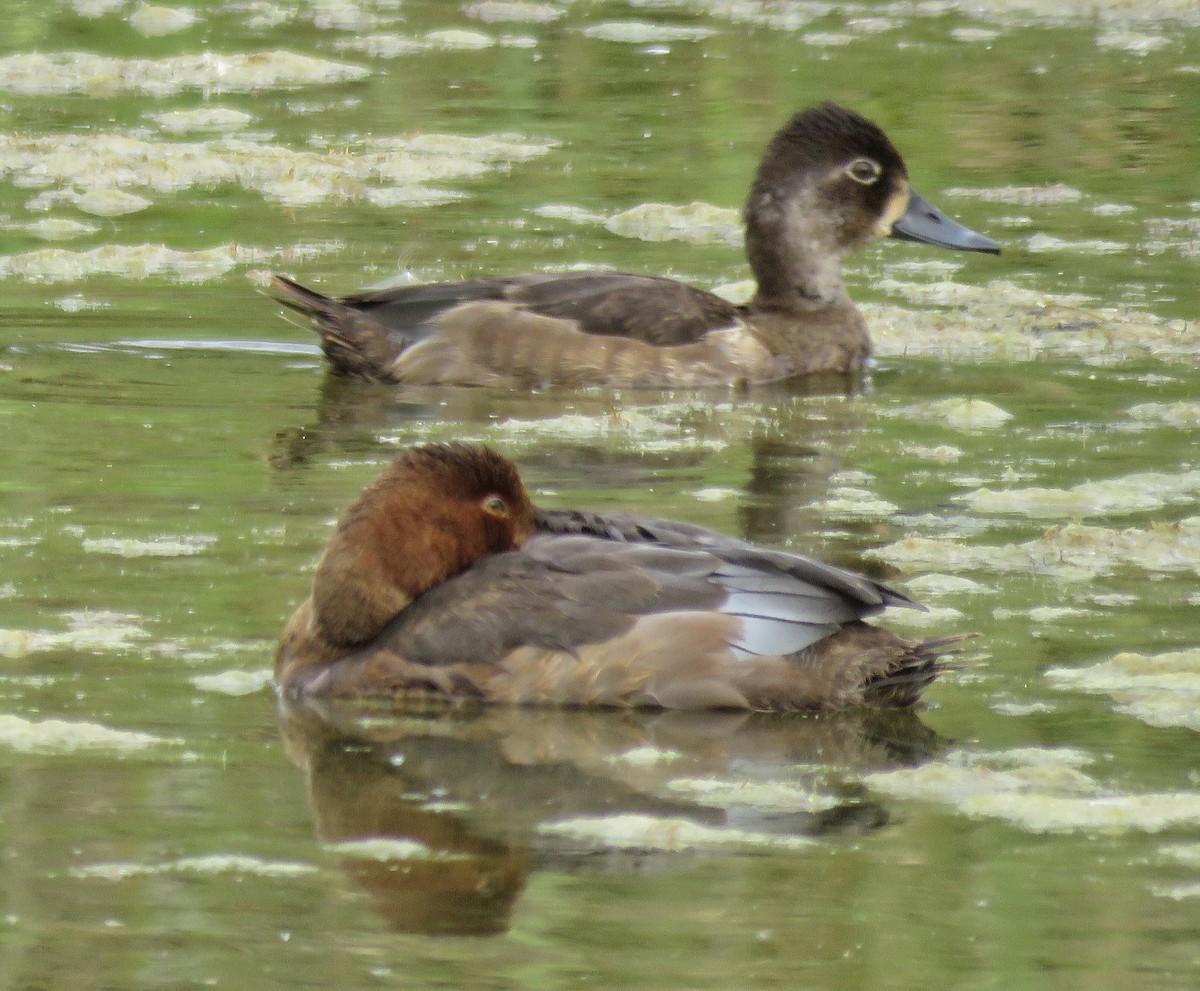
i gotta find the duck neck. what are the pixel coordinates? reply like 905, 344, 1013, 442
744, 191, 850, 310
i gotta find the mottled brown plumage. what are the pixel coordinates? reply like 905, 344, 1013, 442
276, 443, 965, 710
270, 103, 998, 388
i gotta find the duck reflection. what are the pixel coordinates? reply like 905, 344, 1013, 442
270, 374, 864, 474
269, 377, 874, 556
278, 698, 942, 936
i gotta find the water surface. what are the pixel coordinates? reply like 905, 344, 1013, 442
1, 1, 1199, 988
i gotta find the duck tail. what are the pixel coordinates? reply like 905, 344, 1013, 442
268, 275, 407, 382
861, 633, 974, 708
270, 274, 335, 318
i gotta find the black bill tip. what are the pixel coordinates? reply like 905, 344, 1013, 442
891, 189, 1001, 255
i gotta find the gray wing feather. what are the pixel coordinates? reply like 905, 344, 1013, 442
721, 589, 866, 625
535, 507, 914, 610
711, 570, 813, 595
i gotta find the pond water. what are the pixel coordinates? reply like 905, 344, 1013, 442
1, 0, 1199, 987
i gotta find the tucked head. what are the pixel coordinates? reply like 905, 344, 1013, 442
311, 443, 535, 647
387, 443, 535, 550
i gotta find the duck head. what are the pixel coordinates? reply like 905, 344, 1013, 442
745, 102, 998, 304
310, 444, 536, 648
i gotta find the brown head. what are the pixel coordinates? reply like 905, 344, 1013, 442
745, 103, 997, 303
310, 443, 536, 647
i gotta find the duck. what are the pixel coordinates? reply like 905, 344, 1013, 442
269, 102, 998, 389
276, 443, 963, 710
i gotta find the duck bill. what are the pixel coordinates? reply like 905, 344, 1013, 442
891, 189, 1000, 255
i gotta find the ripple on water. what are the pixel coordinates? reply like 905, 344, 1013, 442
819, 487, 899, 521
336, 29, 535, 57
664, 778, 843, 814
191, 669, 274, 696
0, 51, 369, 97
903, 574, 996, 597
1127, 401, 1200, 427
463, 1, 565, 23
581, 21, 719, 42
872, 278, 1091, 309
81, 534, 218, 557
67, 189, 153, 217
1047, 647, 1200, 731
0, 242, 339, 283
0, 610, 149, 658
864, 747, 1200, 835
870, 518, 1200, 580
942, 183, 1084, 206
898, 443, 964, 463
950, 26, 1002, 42
307, 0, 393, 31
962, 470, 1200, 520
538, 814, 815, 852
71, 855, 316, 879
888, 398, 1014, 430
1145, 217, 1200, 259
1025, 233, 1128, 254
1158, 843, 1200, 901
147, 108, 257, 134
531, 203, 610, 226
604, 201, 742, 246
881, 604, 966, 630
800, 32, 856, 46
70, 0, 126, 15
866, 297, 1198, 366
4, 218, 100, 241
1, 130, 557, 212
0, 714, 178, 753
387, 407, 727, 455
1095, 29, 1171, 54
128, 4, 199, 36
324, 838, 466, 861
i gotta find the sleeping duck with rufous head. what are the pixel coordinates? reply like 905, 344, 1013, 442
276, 443, 965, 710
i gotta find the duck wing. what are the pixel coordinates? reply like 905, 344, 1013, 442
271, 271, 745, 380
533, 507, 915, 611
343, 271, 743, 346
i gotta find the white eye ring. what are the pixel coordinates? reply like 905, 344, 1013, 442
845, 158, 881, 185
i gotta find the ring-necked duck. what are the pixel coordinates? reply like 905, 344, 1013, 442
270, 102, 997, 388
276, 443, 963, 710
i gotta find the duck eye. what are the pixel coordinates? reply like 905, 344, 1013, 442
481, 494, 509, 517
846, 158, 881, 185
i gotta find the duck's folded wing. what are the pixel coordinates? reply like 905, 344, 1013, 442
364, 532, 889, 676
345, 272, 742, 346
534, 507, 915, 610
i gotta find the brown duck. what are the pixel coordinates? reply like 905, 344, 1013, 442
270, 102, 998, 388
276, 443, 963, 710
